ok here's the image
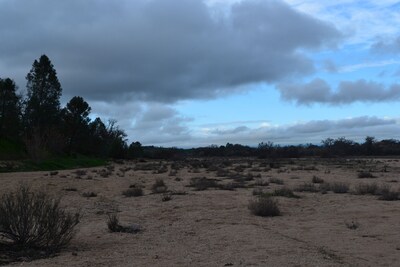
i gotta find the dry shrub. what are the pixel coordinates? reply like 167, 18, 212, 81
248, 196, 281, 217
0, 185, 79, 253
122, 188, 143, 197
151, 179, 168, 193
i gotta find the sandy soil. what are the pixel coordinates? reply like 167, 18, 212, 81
1, 157, 399, 267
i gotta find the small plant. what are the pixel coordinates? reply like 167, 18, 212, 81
162, 193, 172, 202
354, 183, 378, 195
345, 220, 360, 230
330, 182, 349, 194
122, 188, 143, 197
189, 177, 219, 191
151, 179, 168, 193
272, 187, 300, 198
0, 185, 80, 254
312, 176, 324, 184
254, 178, 269, 186
269, 177, 284, 185
64, 187, 78, 191
378, 186, 399, 201
295, 182, 319, 192
248, 196, 281, 217
107, 214, 141, 233
82, 191, 97, 197
358, 171, 375, 178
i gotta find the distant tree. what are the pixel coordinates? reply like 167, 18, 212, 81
362, 136, 377, 155
127, 141, 144, 158
23, 55, 63, 159
0, 78, 21, 140
62, 96, 91, 154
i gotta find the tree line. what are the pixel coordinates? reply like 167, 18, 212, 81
1, 55, 400, 161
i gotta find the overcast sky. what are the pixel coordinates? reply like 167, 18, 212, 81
1, 0, 400, 147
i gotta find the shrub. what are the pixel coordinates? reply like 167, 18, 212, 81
354, 183, 378, 195
269, 177, 284, 185
378, 186, 399, 201
151, 179, 168, 193
330, 182, 349, 194
295, 182, 319, 192
272, 187, 300, 198
248, 196, 280, 217
189, 177, 219, 191
122, 188, 143, 197
312, 176, 324, 184
82, 191, 97, 197
0, 185, 80, 252
107, 214, 141, 233
161, 193, 172, 202
357, 171, 375, 178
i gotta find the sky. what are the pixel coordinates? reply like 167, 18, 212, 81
1, 0, 400, 147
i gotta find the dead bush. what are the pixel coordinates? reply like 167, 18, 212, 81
248, 196, 281, 217
0, 185, 80, 253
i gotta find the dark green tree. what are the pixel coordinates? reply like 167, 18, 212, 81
24, 55, 62, 133
62, 96, 91, 154
0, 78, 21, 140
23, 55, 63, 159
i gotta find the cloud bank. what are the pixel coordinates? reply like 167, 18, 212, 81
0, 0, 341, 102
277, 79, 400, 105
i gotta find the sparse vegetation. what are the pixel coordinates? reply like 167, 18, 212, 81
248, 196, 281, 217
82, 191, 97, 197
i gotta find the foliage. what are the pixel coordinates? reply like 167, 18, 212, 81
0, 78, 21, 140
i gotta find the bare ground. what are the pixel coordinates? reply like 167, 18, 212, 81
1, 158, 399, 266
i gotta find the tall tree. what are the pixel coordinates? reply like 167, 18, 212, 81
0, 78, 21, 140
23, 55, 63, 159
24, 55, 62, 133
62, 96, 91, 153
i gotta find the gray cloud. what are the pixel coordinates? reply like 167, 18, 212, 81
0, 0, 341, 103
277, 79, 400, 105
371, 36, 400, 54
128, 103, 192, 145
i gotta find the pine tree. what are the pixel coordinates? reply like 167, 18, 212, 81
24, 55, 62, 133
0, 78, 21, 140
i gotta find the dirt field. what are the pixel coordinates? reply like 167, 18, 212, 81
1, 158, 399, 266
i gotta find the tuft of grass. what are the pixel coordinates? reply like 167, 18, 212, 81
345, 220, 360, 230
151, 179, 168, 194
122, 188, 143, 197
82, 191, 97, 198
357, 171, 375, 178
330, 182, 349, 194
269, 177, 284, 185
271, 187, 300, 198
295, 182, 319, 192
378, 186, 399, 201
248, 196, 281, 217
189, 177, 219, 191
312, 176, 324, 184
107, 214, 141, 234
354, 183, 378, 195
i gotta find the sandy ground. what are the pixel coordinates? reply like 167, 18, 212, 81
0, 157, 399, 267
